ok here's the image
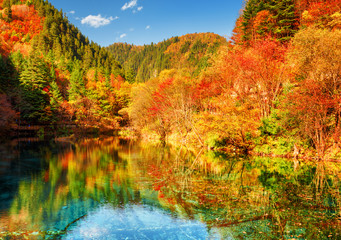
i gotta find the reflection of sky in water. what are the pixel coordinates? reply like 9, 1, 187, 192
1, 139, 340, 240
64, 204, 221, 240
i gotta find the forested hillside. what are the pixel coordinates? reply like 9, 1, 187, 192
107, 33, 227, 82
0, 0, 129, 135
0, 0, 340, 159
127, 0, 341, 160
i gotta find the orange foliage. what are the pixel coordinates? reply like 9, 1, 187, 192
110, 74, 125, 89
253, 10, 275, 40
0, 4, 43, 55
230, 16, 244, 45
201, 38, 286, 119
300, 0, 341, 27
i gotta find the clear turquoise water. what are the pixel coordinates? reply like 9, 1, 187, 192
0, 138, 340, 239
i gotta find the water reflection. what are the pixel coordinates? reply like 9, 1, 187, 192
0, 138, 340, 239
64, 204, 213, 240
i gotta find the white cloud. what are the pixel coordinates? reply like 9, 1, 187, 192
129, 28, 135, 32
81, 15, 118, 28
133, 6, 143, 13
120, 33, 127, 38
69, 10, 75, 14
145, 25, 150, 30
121, 0, 137, 11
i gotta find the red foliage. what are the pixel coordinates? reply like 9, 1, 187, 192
148, 78, 174, 117
12, 4, 29, 20
3, 32, 10, 41
0, 4, 43, 54
230, 16, 244, 45
110, 75, 125, 89
300, 0, 341, 27
43, 87, 49, 93
10, 35, 19, 42
193, 78, 224, 103
287, 78, 340, 157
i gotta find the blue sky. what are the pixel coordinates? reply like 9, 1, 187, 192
49, 0, 243, 47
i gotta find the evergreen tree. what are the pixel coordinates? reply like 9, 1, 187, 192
242, 0, 267, 42
50, 79, 63, 110
268, 0, 297, 41
241, 0, 297, 43
68, 62, 85, 103
19, 54, 51, 122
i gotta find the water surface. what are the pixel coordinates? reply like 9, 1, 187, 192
0, 138, 340, 239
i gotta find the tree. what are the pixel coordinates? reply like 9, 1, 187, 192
68, 61, 85, 103
286, 27, 341, 158
268, 0, 297, 42
19, 53, 51, 122
3, 0, 12, 23
0, 94, 17, 134
241, 0, 298, 43
241, 0, 267, 42
49, 69, 63, 110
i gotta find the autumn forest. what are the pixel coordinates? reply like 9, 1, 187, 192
1, 0, 341, 160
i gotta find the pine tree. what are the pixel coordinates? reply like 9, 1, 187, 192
50, 80, 63, 110
19, 54, 51, 122
242, 0, 268, 42
268, 0, 297, 42
68, 62, 85, 103
241, 0, 297, 43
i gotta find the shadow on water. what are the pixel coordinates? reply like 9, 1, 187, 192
0, 138, 340, 239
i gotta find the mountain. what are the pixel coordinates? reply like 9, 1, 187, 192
0, 0, 128, 135
107, 33, 228, 82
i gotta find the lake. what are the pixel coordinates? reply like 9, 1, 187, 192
0, 138, 340, 239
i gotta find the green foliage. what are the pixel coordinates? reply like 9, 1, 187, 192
68, 61, 85, 103
259, 112, 282, 136
180, 41, 191, 53
241, 0, 297, 42
49, 79, 63, 110
29, 0, 123, 77
107, 33, 226, 82
19, 53, 51, 122
205, 134, 226, 149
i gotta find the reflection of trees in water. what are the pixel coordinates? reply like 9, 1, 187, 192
1, 139, 340, 239
136, 146, 341, 240
1, 138, 145, 237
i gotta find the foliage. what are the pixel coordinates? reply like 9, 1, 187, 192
107, 33, 227, 82
240, 0, 297, 43
0, 0, 340, 159
0, 0, 129, 133
286, 27, 341, 158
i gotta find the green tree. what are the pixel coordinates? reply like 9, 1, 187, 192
49, 69, 63, 110
268, 0, 297, 42
68, 62, 85, 103
19, 54, 51, 122
242, 0, 267, 42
